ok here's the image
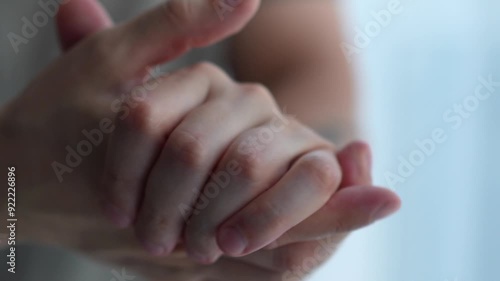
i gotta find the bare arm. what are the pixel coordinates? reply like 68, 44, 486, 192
231, 0, 354, 144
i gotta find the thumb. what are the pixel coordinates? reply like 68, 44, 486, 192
56, 0, 113, 51
107, 0, 260, 81
265, 142, 401, 248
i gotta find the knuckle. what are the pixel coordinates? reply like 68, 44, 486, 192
234, 151, 264, 181
230, 133, 268, 181
298, 152, 341, 195
122, 101, 158, 133
189, 61, 233, 84
240, 83, 277, 107
189, 61, 220, 74
241, 83, 271, 96
167, 130, 207, 168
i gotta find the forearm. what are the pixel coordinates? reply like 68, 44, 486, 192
230, 0, 355, 143
263, 60, 355, 144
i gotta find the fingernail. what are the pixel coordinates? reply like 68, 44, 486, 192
102, 202, 131, 228
142, 241, 166, 256
218, 226, 247, 256
372, 202, 396, 221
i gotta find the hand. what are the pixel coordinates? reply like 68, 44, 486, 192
0, 0, 400, 276
219, 143, 399, 281
1, 0, 260, 187
97, 55, 344, 261
0, 0, 260, 260
72, 1, 395, 264
98, 143, 399, 281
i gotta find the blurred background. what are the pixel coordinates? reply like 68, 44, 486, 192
1, 0, 499, 280
311, 0, 500, 280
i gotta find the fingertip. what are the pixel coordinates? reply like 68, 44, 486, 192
322, 186, 401, 231
346, 186, 401, 221
56, 0, 113, 51
349, 140, 372, 164
118, 0, 261, 78
217, 226, 248, 257
337, 141, 373, 187
371, 187, 402, 219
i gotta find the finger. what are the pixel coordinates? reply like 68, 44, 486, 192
266, 142, 401, 249
56, 0, 113, 51
104, 0, 260, 81
134, 83, 278, 256
268, 186, 401, 249
100, 63, 229, 229
217, 149, 342, 257
184, 119, 331, 263
266, 141, 371, 248
336, 141, 373, 187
